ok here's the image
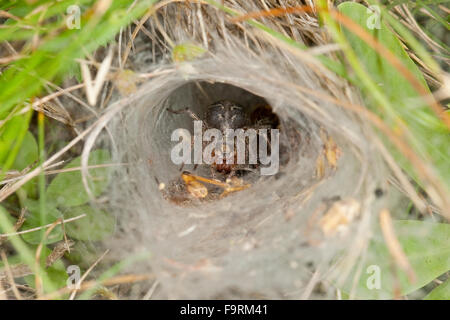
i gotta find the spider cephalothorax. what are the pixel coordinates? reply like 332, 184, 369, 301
205, 100, 249, 131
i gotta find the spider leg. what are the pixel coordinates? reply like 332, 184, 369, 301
167, 107, 202, 122
210, 166, 217, 180
235, 166, 259, 174
226, 169, 236, 180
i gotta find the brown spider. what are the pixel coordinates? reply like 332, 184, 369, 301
168, 100, 279, 179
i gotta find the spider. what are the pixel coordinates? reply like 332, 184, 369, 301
167, 100, 279, 180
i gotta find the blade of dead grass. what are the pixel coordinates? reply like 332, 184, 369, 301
0, 250, 22, 300
69, 249, 110, 300
0, 214, 86, 238
379, 209, 416, 284
80, 48, 113, 106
